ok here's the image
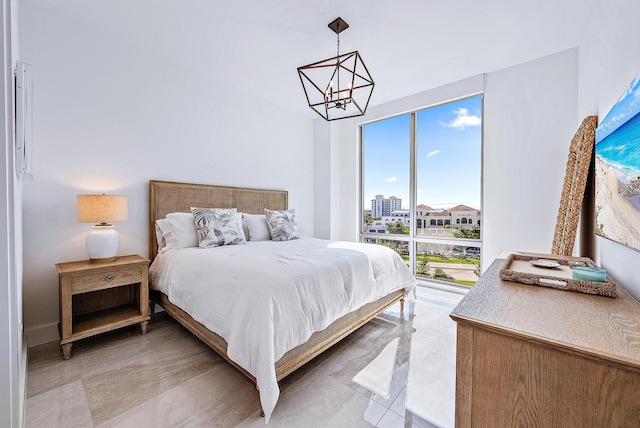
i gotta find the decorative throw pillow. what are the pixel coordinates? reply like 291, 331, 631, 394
243, 213, 271, 241
191, 207, 246, 248
264, 208, 300, 242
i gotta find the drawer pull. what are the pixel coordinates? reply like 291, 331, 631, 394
104, 274, 115, 282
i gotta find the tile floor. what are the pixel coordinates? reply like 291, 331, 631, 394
25, 286, 464, 428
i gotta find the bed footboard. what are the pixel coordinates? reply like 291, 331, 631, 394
150, 288, 405, 383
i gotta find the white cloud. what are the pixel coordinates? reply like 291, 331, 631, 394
417, 188, 424, 193
427, 149, 443, 158
384, 176, 397, 183
440, 108, 482, 130
619, 74, 640, 102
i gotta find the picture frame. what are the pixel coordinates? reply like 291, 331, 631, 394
594, 72, 640, 252
551, 115, 597, 256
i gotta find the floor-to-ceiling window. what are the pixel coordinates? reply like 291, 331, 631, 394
361, 95, 483, 286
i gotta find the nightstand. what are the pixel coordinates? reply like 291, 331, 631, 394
56, 255, 150, 360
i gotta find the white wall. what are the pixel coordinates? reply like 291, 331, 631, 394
483, 49, 579, 264
20, 2, 315, 344
578, 1, 640, 300
313, 120, 331, 239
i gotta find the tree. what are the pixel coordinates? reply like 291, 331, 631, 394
452, 225, 480, 240
363, 214, 374, 227
416, 258, 430, 276
386, 219, 409, 235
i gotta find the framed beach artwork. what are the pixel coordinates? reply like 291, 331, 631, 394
595, 71, 640, 252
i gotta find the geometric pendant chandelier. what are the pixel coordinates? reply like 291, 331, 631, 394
297, 17, 375, 121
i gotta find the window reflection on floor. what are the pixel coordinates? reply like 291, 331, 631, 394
349, 286, 463, 427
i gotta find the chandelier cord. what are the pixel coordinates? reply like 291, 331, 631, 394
336, 24, 340, 58
336, 24, 340, 104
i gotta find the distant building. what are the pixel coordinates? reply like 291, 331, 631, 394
366, 210, 410, 233
416, 204, 431, 217
388, 210, 410, 226
367, 221, 387, 233
371, 194, 402, 217
448, 204, 481, 227
425, 210, 451, 227
416, 204, 431, 228
416, 204, 480, 229
365, 197, 480, 233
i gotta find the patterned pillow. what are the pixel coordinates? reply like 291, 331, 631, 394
191, 207, 246, 248
264, 208, 300, 242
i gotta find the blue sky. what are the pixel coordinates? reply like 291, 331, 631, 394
596, 71, 640, 144
363, 95, 482, 210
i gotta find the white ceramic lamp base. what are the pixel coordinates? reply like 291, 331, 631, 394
86, 224, 120, 263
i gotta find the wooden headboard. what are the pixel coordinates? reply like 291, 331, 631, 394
149, 180, 288, 259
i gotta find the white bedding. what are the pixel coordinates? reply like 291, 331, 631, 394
149, 238, 416, 422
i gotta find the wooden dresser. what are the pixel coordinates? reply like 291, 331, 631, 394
450, 254, 640, 427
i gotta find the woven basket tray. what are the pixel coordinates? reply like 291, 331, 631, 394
499, 253, 616, 297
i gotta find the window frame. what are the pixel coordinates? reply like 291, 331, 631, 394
359, 94, 484, 284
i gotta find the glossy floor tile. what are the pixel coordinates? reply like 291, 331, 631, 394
25, 286, 464, 427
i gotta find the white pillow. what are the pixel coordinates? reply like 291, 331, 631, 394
239, 213, 250, 242
243, 213, 271, 241
154, 218, 173, 252
165, 212, 198, 249
234, 211, 247, 242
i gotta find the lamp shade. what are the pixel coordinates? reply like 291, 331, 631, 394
77, 195, 128, 224
77, 194, 128, 263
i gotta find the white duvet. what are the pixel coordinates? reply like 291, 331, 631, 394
149, 238, 416, 422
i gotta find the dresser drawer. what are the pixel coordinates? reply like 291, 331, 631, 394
70, 266, 142, 294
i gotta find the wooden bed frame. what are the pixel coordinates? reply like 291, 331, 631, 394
148, 180, 405, 391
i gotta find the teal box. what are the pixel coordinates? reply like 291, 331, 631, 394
571, 266, 607, 282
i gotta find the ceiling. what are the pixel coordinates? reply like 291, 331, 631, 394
31, 0, 595, 119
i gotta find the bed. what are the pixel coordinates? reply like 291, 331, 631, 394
147, 180, 416, 421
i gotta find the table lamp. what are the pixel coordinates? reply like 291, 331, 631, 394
77, 194, 128, 263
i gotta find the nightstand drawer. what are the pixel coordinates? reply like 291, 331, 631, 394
71, 266, 142, 294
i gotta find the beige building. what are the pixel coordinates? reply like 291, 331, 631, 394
416, 204, 480, 229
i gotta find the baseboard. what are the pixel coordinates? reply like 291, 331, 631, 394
19, 335, 26, 428
25, 322, 59, 347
